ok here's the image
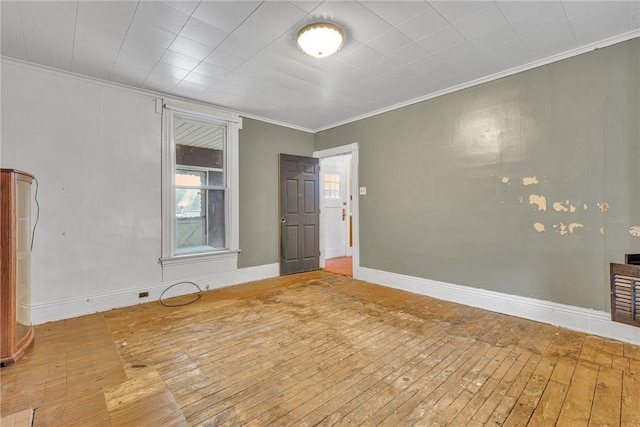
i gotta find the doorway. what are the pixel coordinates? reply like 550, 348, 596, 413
314, 143, 359, 279
322, 154, 351, 258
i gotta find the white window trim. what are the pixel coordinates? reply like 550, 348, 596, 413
160, 100, 242, 266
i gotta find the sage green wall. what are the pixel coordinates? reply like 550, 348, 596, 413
238, 118, 315, 268
315, 39, 640, 311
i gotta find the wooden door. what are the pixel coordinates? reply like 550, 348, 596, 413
279, 154, 320, 275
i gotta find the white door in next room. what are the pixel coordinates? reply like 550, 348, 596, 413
322, 154, 352, 260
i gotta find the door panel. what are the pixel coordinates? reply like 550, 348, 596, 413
286, 180, 298, 213
280, 154, 320, 275
285, 226, 298, 260
304, 180, 315, 212
322, 155, 349, 259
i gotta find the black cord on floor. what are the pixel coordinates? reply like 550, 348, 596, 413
159, 281, 203, 307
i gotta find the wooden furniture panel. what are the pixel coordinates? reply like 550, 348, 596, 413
1, 168, 35, 366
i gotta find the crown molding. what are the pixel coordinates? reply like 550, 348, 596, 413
239, 112, 315, 134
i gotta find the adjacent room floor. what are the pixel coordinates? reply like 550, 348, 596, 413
324, 256, 352, 277
2, 271, 640, 426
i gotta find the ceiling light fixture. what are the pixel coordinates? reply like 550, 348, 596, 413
297, 22, 344, 58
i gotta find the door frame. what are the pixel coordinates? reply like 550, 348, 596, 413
313, 143, 360, 279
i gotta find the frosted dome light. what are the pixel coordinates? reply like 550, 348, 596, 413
297, 22, 344, 58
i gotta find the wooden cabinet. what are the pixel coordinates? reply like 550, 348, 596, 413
1, 169, 35, 366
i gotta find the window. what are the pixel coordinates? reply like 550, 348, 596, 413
161, 101, 241, 263
173, 116, 226, 254
324, 173, 341, 199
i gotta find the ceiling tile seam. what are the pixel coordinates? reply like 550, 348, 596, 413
338, 34, 408, 76
331, 4, 431, 79
491, 2, 533, 59
394, 2, 450, 44
14, 2, 29, 62
559, 1, 580, 46
426, 2, 488, 61
290, 0, 324, 17
140, 3, 203, 93
265, 87, 316, 111
106, 1, 141, 81
171, 1, 267, 97
356, 0, 404, 28
69, 1, 79, 71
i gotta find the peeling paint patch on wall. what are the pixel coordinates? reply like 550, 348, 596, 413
529, 194, 547, 211
630, 226, 640, 237
501, 176, 610, 238
553, 222, 584, 236
553, 201, 569, 212
555, 223, 568, 236
568, 223, 584, 233
552, 200, 576, 212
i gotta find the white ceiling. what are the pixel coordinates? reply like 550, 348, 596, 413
1, 1, 638, 132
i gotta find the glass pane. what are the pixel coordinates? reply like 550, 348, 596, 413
324, 173, 341, 199
176, 169, 205, 186
175, 216, 206, 252
16, 179, 31, 341
208, 170, 224, 187
206, 189, 225, 249
176, 188, 203, 218
175, 189, 225, 254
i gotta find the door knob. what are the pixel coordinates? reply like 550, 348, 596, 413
281, 218, 286, 223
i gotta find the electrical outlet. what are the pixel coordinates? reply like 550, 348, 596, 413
359, 187, 367, 195
138, 291, 149, 298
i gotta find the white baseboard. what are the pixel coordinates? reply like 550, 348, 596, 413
31, 263, 280, 324
358, 267, 640, 346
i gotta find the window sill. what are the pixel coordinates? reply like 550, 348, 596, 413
159, 249, 239, 267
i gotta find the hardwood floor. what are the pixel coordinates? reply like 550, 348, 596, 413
324, 257, 353, 277
2, 271, 640, 426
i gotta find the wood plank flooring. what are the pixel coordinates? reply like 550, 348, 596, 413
2, 271, 640, 426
